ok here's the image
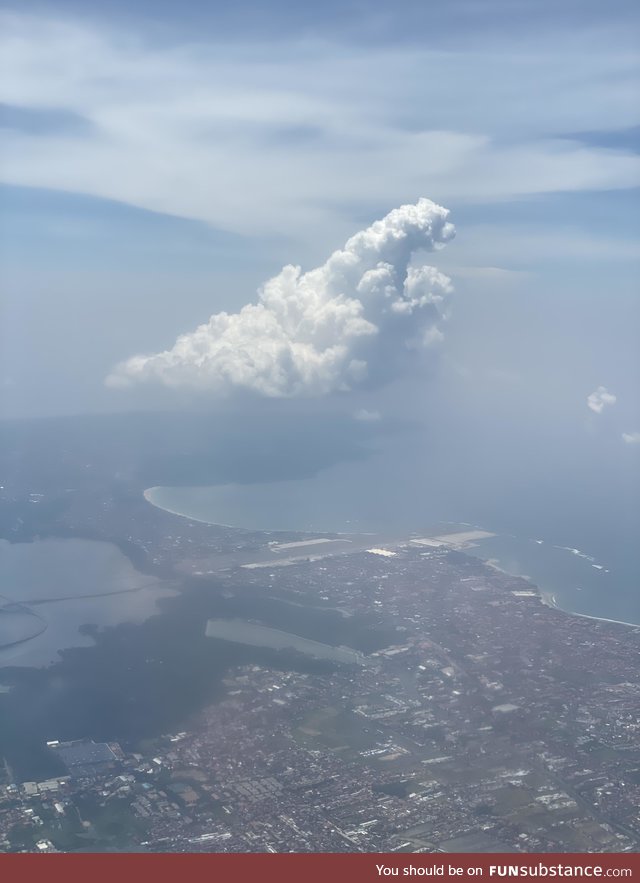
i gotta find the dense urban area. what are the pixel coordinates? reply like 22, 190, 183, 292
1, 466, 639, 854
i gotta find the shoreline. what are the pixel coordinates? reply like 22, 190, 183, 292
144, 486, 256, 531
143, 486, 370, 537
539, 590, 640, 630
487, 558, 640, 630
143, 487, 640, 631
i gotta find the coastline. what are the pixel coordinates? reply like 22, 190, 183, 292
143, 486, 368, 536
471, 553, 640, 630
539, 590, 640, 630
143, 488, 640, 631
144, 486, 240, 530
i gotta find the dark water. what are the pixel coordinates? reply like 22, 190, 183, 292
1, 454, 637, 781
0, 578, 393, 782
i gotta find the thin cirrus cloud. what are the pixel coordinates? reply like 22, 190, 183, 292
587, 386, 617, 414
0, 12, 639, 242
622, 431, 640, 444
353, 409, 382, 422
106, 198, 454, 398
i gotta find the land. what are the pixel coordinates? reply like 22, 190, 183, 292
0, 417, 639, 853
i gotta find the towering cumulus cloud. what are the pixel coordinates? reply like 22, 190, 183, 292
106, 198, 455, 397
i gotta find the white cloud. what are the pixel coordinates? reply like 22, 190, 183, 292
106, 198, 454, 397
622, 431, 640, 444
587, 385, 617, 414
0, 13, 639, 241
353, 408, 382, 422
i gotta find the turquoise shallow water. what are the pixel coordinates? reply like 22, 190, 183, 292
145, 482, 640, 627
466, 533, 638, 627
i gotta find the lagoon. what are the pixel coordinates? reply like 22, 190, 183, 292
0, 538, 173, 668
206, 618, 365, 665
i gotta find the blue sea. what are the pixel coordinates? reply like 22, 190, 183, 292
145, 452, 640, 628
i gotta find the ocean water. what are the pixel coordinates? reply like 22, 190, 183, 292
467, 533, 637, 626
145, 472, 640, 627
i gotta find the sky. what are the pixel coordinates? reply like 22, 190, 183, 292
0, 0, 638, 479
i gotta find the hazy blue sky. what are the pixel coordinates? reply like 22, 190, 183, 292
0, 0, 638, 476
